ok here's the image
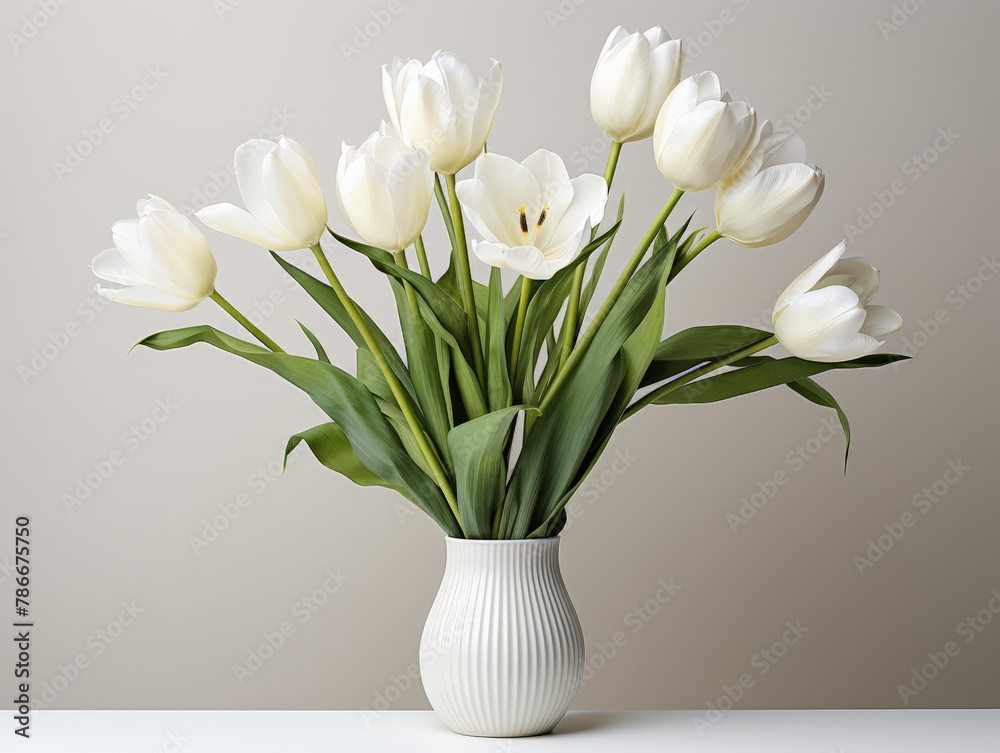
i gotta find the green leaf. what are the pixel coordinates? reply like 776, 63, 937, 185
529, 229, 677, 538
579, 193, 625, 316
331, 229, 472, 361
285, 422, 414, 503
296, 321, 330, 364
649, 354, 910, 406
485, 267, 512, 412
787, 376, 852, 471
504, 233, 675, 538
138, 325, 462, 538
390, 279, 452, 466
447, 405, 536, 539
270, 251, 415, 404
642, 325, 773, 387
500, 354, 624, 539
513, 220, 623, 402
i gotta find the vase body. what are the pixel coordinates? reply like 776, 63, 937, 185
419, 536, 584, 737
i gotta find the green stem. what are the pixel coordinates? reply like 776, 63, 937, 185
669, 228, 723, 282
209, 290, 284, 353
509, 277, 532, 381
434, 174, 457, 249
309, 243, 462, 530
559, 139, 624, 369
621, 335, 778, 422
443, 172, 487, 387
414, 235, 432, 279
541, 188, 685, 413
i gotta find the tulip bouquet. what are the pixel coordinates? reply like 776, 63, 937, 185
93, 28, 905, 540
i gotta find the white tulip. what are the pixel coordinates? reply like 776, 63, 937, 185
773, 242, 903, 362
455, 149, 608, 280
715, 121, 825, 247
196, 136, 328, 252
92, 195, 217, 311
336, 123, 434, 252
383, 51, 502, 174
652, 71, 756, 191
590, 25, 684, 143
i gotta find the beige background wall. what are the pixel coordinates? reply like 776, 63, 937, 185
3, 0, 998, 714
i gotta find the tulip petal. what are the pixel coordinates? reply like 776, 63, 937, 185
717, 163, 824, 246
196, 202, 306, 252
137, 194, 180, 216
860, 305, 903, 337
819, 257, 881, 304
138, 209, 217, 299
96, 283, 204, 312
234, 140, 287, 237
462, 59, 503, 171
520, 149, 574, 247
624, 38, 682, 142
470, 240, 509, 270
400, 75, 463, 173
591, 31, 649, 140
774, 286, 866, 359
263, 148, 327, 246
337, 155, 397, 251
456, 178, 513, 246
91, 247, 147, 286
774, 242, 847, 313
544, 174, 607, 249
804, 332, 883, 363
497, 244, 551, 280
386, 150, 432, 250
278, 136, 321, 183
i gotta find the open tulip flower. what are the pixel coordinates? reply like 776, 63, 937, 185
715, 121, 825, 247
383, 51, 502, 175
456, 149, 608, 280
197, 136, 328, 252
773, 242, 903, 362
336, 124, 433, 252
653, 71, 756, 191
92, 195, 217, 311
591, 25, 684, 143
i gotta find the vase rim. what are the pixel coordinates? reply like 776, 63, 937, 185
444, 536, 561, 544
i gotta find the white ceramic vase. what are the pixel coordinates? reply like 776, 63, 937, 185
419, 536, 585, 737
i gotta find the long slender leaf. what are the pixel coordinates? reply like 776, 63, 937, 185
504, 233, 675, 538
485, 267, 512, 412
138, 325, 462, 537
332, 229, 472, 359
270, 251, 415, 404
297, 321, 330, 364
285, 422, 414, 503
642, 325, 774, 387
448, 405, 536, 539
390, 279, 452, 466
648, 354, 909, 406
579, 193, 626, 316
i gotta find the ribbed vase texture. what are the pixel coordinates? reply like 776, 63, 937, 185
419, 537, 584, 737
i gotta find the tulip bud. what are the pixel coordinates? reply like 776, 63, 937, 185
715, 121, 825, 247
383, 51, 502, 174
652, 71, 756, 191
197, 136, 328, 252
92, 195, 217, 311
455, 149, 607, 280
336, 124, 434, 252
590, 25, 683, 143
773, 242, 903, 362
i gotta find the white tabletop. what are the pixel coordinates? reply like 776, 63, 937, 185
24, 710, 999, 751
